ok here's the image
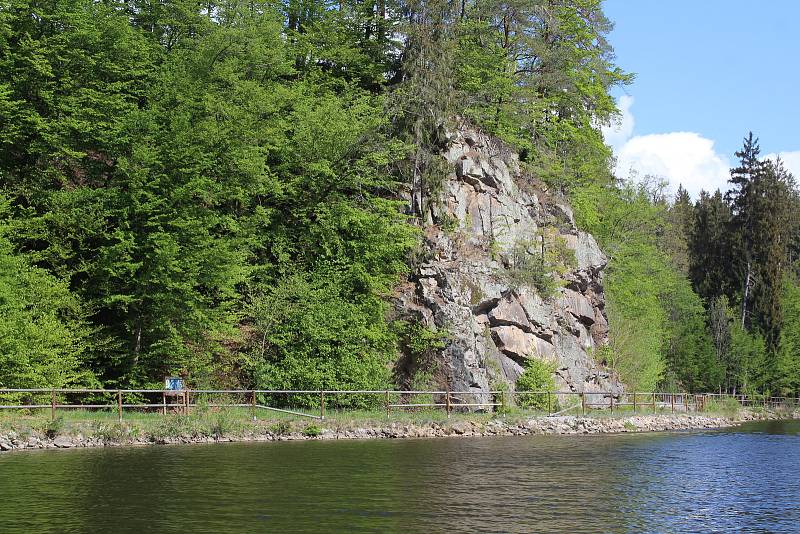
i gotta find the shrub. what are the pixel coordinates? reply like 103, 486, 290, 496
302, 423, 322, 437
207, 411, 241, 438
269, 421, 291, 436
704, 397, 741, 417
39, 416, 64, 439
152, 414, 199, 439
501, 235, 575, 298
94, 422, 136, 443
516, 359, 557, 410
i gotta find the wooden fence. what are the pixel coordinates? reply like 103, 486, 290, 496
0, 388, 796, 422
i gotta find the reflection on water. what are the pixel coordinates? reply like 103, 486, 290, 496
1, 421, 798, 532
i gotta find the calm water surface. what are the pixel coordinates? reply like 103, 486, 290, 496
1, 420, 799, 533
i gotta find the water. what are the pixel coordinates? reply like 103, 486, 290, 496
1, 421, 799, 533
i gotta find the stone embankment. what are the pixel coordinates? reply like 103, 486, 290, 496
0, 411, 794, 452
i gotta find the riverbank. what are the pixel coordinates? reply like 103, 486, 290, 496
0, 407, 796, 452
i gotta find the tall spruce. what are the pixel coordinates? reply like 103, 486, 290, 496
689, 189, 735, 302
725, 132, 764, 330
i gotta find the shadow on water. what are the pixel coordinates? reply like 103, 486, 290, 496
0, 420, 798, 533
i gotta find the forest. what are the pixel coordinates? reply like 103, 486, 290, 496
1, 0, 798, 396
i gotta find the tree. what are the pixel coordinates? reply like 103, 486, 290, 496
663, 184, 693, 274
0, 228, 91, 388
724, 134, 795, 349
775, 276, 800, 396
390, 0, 458, 218
689, 189, 736, 303
452, 0, 632, 191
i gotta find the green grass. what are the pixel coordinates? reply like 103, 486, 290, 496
0, 406, 497, 443
703, 397, 742, 418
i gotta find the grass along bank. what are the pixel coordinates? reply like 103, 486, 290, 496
1, 403, 797, 452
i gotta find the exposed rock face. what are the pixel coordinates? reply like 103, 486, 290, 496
394, 124, 623, 402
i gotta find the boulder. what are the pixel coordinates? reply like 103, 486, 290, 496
53, 437, 73, 448
488, 296, 533, 332
562, 289, 596, 325
516, 288, 556, 333
491, 326, 537, 359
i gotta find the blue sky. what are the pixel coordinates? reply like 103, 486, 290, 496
602, 0, 800, 196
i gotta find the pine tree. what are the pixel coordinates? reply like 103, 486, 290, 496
663, 184, 693, 274
689, 190, 735, 302
725, 132, 766, 330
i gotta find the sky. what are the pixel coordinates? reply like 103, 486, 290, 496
601, 0, 800, 198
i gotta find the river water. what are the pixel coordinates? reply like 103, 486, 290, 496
0, 420, 798, 532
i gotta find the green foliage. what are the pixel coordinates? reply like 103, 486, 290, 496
453, 0, 631, 191
0, 231, 92, 388
502, 234, 575, 297
704, 397, 741, 418
684, 134, 800, 394
249, 274, 397, 398
269, 421, 291, 436
1, 0, 416, 390
662, 274, 721, 393
92, 421, 139, 443
776, 278, 800, 395
208, 410, 244, 438
0, 0, 653, 400
728, 322, 768, 395
515, 359, 556, 410
393, 320, 448, 392
585, 181, 670, 391
577, 178, 719, 393
302, 423, 322, 437
38, 416, 64, 439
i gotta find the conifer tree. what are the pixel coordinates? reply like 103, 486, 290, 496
689, 190, 735, 302
663, 184, 693, 274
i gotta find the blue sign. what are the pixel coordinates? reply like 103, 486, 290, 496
165, 377, 184, 391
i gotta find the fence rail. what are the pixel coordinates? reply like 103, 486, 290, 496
0, 388, 796, 422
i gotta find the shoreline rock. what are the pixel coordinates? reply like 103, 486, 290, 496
0, 410, 795, 453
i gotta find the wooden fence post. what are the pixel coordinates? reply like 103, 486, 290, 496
51, 389, 56, 420
547, 391, 552, 416
385, 390, 390, 419
162, 391, 167, 415
445, 389, 451, 418
320, 390, 325, 420
652, 393, 657, 414
633, 392, 637, 413
185, 389, 190, 416
581, 392, 586, 416
671, 394, 675, 414
251, 390, 256, 419
117, 390, 122, 423
610, 394, 614, 415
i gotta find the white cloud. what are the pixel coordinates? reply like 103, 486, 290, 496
764, 151, 800, 178
604, 97, 731, 198
601, 95, 635, 152
615, 132, 731, 198
604, 98, 800, 198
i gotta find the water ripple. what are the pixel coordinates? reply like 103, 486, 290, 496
0, 421, 798, 532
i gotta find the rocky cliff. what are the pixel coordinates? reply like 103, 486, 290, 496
395, 124, 623, 403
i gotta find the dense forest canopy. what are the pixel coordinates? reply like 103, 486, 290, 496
1, 0, 798, 396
